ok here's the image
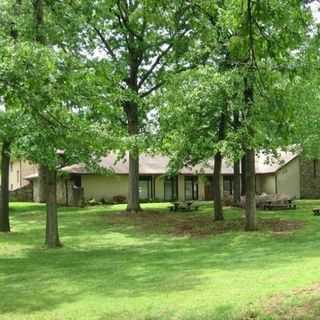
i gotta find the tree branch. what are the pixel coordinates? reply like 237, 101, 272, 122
138, 43, 174, 89
92, 26, 118, 62
139, 82, 165, 98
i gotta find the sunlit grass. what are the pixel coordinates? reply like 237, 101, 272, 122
1, 201, 320, 319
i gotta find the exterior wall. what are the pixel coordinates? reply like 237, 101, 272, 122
82, 174, 128, 201
257, 175, 276, 195
300, 158, 320, 198
277, 157, 300, 199
33, 179, 40, 202
80, 174, 192, 203
9, 160, 37, 191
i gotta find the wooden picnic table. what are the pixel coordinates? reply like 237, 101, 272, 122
263, 199, 296, 211
170, 201, 200, 212
313, 208, 320, 216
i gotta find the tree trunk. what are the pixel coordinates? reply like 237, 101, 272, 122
0, 142, 11, 232
244, 0, 257, 231
245, 149, 257, 231
233, 160, 241, 206
213, 152, 224, 221
125, 101, 141, 213
45, 168, 61, 248
38, 164, 48, 203
241, 155, 246, 196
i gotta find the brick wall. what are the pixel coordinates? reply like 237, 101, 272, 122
300, 159, 320, 198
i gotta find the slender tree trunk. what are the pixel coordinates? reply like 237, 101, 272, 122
213, 152, 224, 221
244, 72, 256, 230
45, 168, 61, 248
33, 0, 61, 246
125, 101, 141, 213
0, 142, 11, 232
38, 165, 48, 203
241, 155, 246, 196
233, 160, 241, 206
245, 149, 257, 231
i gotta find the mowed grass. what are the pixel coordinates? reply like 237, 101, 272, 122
1, 201, 320, 320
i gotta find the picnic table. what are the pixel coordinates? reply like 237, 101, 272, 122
313, 208, 320, 216
169, 201, 200, 212
263, 199, 296, 211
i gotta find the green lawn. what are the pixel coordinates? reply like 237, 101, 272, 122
1, 201, 320, 320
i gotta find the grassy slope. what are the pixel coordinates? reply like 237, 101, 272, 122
0, 201, 320, 320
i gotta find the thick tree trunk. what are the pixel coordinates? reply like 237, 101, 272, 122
125, 101, 141, 213
213, 152, 224, 221
245, 149, 257, 231
241, 155, 246, 196
233, 160, 241, 206
0, 142, 11, 232
45, 168, 61, 248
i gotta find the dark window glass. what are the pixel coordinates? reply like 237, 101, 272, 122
139, 176, 153, 200
223, 176, 233, 194
72, 175, 82, 188
164, 177, 178, 201
184, 176, 198, 200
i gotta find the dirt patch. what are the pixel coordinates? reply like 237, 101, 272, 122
104, 211, 304, 237
259, 283, 320, 320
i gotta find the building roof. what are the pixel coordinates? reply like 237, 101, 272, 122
58, 151, 298, 176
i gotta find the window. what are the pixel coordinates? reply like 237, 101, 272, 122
223, 176, 233, 194
10, 162, 13, 172
10, 184, 13, 191
164, 177, 178, 201
184, 176, 198, 201
139, 176, 153, 201
71, 175, 82, 188
17, 170, 20, 184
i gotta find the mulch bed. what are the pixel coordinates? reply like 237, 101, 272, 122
103, 211, 304, 237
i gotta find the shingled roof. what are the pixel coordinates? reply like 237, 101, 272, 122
58, 151, 298, 176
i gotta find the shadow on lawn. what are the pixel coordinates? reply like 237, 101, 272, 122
1, 203, 320, 317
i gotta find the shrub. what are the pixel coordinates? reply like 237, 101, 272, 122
100, 198, 114, 205
223, 193, 233, 207
113, 195, 126, 204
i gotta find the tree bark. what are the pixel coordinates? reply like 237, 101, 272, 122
245, 149, 257, 231
33, 0, 61, 246
213, 152, 224, 221
125, 101, 141, 213
45, 168, 61, 248
38, 164, 48, 203
241, 155, 246, 196
244, 72, 256, 230
0, 142, 11, 232
233, 160, 241, 206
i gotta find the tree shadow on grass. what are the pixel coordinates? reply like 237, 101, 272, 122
1, 204, 320, 317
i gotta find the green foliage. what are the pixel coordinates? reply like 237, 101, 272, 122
154, 0, 315, 170
156, 66, 244, 171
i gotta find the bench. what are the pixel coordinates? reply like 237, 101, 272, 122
313, 208, 320, 216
